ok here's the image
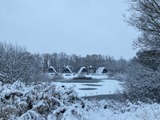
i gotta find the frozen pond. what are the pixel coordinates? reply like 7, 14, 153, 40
54, 79, 123, 97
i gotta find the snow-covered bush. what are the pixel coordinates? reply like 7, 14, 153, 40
1, 81, 160, 120
0, 81, 83, 120
123, 61, 160, 102
80, 100, 160, 120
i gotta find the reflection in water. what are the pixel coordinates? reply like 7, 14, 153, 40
82, 84, 102, 87
79, 88, 97, 90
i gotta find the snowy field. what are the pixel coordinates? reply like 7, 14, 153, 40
54, 79, 123, 97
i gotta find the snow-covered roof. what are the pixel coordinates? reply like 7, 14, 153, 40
62, 66, 72, 74
48, 66, 57, 74
78, 67, 88, 74
96, 67, 107, 74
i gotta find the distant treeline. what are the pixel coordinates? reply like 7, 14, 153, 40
0, 41, 128, 83
42, 53, 128, 73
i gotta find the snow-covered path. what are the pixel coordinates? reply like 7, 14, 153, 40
54, 79, 123, 97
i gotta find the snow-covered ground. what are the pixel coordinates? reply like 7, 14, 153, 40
55, 79, 123, 97
1, 80, 160, 120
62, 100, 160, 120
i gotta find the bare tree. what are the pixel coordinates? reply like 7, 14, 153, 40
126, 0, 160, 50
124, 0, 160, 102
0, 42, 43, 83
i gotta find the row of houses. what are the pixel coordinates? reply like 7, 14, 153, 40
48, 66, 108, 75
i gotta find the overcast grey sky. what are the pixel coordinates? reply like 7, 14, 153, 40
0, 0, 138, 59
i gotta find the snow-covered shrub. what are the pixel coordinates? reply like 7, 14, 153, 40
114, 73, 127, 81
0, 81, 83, 120
2, 81, 160, 120
123, 61, 160, 102
80, 100, 160, 120
136, 50, 160, 71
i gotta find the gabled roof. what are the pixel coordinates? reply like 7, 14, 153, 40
96, 67, 107, 74
62, 66, 73, 74
48, 66, 57, 74
78, 67, 88, 74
